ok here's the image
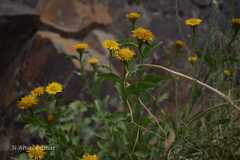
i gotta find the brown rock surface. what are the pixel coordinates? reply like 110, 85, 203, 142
19, 31, 110, 84
39, 0, 112, 37
0, 2, 40, 108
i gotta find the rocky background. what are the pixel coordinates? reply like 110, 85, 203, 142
0, 0, 240, 158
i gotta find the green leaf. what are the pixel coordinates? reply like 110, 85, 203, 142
142, 41, 161, 58
69, 100, 87, 112
15, 153, 28, 160
228, 56, 240, 63
64, 54, 79, 60
95, 73, 122, 97
127, 81, 156, 94
119, 39, 138, 48
34, 107, 48, 114
189, 84, 202, 107
127, 75, 172, 95
203, 54, 216, 70
97, 73, 122, 84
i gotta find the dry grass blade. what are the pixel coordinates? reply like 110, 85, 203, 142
138, 64, 240, 112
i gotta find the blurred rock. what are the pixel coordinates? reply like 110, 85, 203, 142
18, 31, 112, 101
0, 2, 40, 107
1, 0, 39, 8
18, 31, 75, 85
39, 0, 112, 37
19, 31, 109, 83
191, 0, 212, 8
0, 2, 39, 76
84, 29, 122, 73
85, 29, 115, 55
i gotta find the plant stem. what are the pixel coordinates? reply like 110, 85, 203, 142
175, 79, 180, 127
109, 55, 113, 72
138, 98, 167, 136
227, 28, 239, 49
192, 27, 196, 50
79, 53, 85, 76
138, 42, 143, 64
122, 62, 130, 113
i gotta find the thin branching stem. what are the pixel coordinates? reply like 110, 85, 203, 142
138, 98, 167, 136
126, 99, 163, 139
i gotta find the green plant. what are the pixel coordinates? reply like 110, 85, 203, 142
14, 7, 240, 160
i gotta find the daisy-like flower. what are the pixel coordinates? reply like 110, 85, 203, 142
132, 27, 154, 43
188, 54, 198, 65
80, 154, 98, 160
46, 82, 63, 95
88, 57, 99, 65
31, 86, 45, 97
185, 18, 203, 27
103, 40, 120, 52
17, 95, 38, 110
224, 68, 234, 77
116, 48, 135, 61
232, 18, 240, 29
74, 43, 89, 53
175, 40, 184, 49
27, 145, 46, 160
127, 12, 141, 22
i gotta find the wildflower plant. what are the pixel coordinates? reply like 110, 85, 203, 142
127, 12, 141, 29
15, 7, 240, 160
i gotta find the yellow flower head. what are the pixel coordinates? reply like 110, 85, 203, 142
175, 40, 184, 49
232, 18, 240, 29
27, 145, 46, 160
188, 54, 198, 65
224, 68, 234, 77
116, 48, 135, 61
31, 87, 45, 97
103, 40, 120, 51
132, 27, 154, 43
127, 12, 141, 22
74, 43, 89, 53
80, 154, 98, 160
46, 82, 63, 95
88, 57, 99, 65
17, 95, 38, 110
185, 18, 203, 27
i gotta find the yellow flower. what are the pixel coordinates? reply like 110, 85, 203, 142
116, 48, 135, 61
17, 95, 38, 110
127, 12, 141, 22
31, 87, 45, 97
188, 54, 198, 65
27, 145, 46, 160
175, 40, 184, 49
74, 43, 89, 53
103, 40, 120, 51
88, 57, 99, 65
232, 18, 240, 29
46, 82, 63, 95
224, 68, 234, 77
132, 27, 154, 43
185, 18, 203, 27
80, 154, 98, 160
